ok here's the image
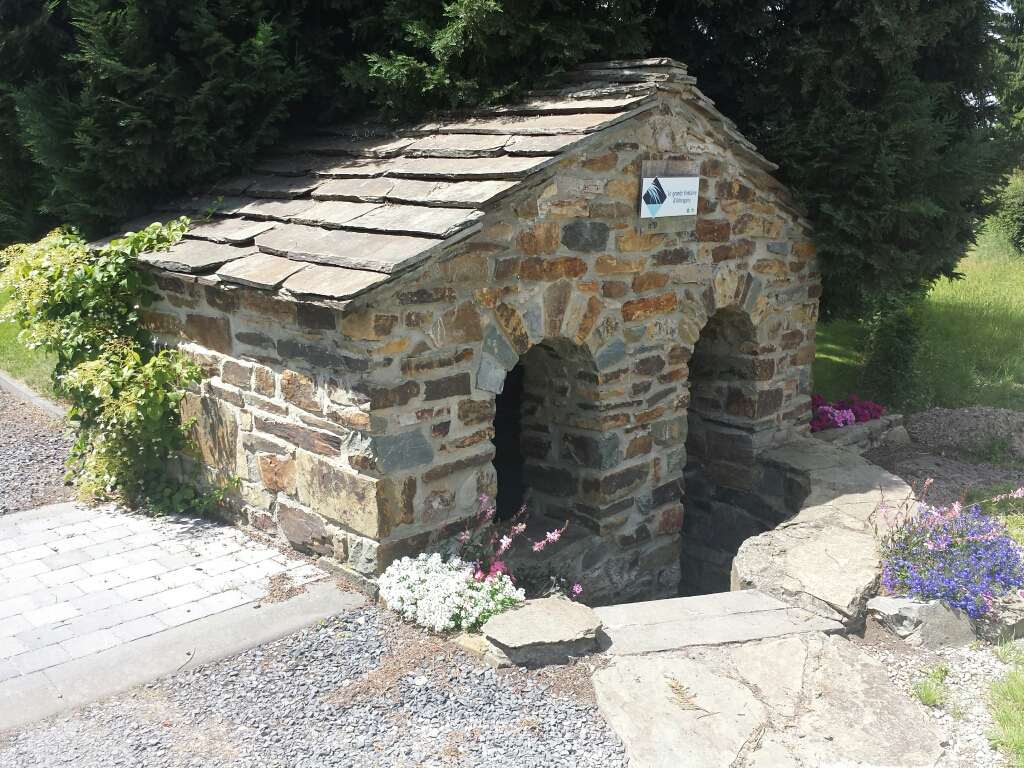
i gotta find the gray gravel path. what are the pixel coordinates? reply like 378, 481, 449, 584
0, 391, 73, 515
0, 607, 627, 767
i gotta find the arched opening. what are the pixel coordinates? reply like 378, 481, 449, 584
491, 362, 526, 521
680, 306, 789, 595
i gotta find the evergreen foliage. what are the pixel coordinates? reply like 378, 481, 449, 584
995, 170, 1024, 254
651, 0, 1009, 318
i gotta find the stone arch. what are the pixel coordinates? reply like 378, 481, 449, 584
680, 304, 790, 595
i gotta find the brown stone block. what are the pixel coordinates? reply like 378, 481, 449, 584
668, 344, 693, 365
635, 404, 666, 423
656, 504, 685, 535
521, 434, 551, 460
580, 462, 649, 504
753, 258, 787, 276
242, 290, 295, 323
281, 369, 319, 412
140, 310, 184, 337
440, 253, 488, 282
258, 454, 297, 495
377, 530, 431, 571
429, 302, 484, 346
293, 304, 335, 331
715, 179, 756, 201
209, 381, 244, 408
792, 241, 817, 258
277, 499, 333, 556
340, 307, 397, 340
632, 272, 669, 294
422, 447, 496, 483
402, 346, 473, 375
449, 427, 494, 450
431, 421, 451, 438
780, 330, 804, 350
519, 256, 587, 281
695, 218, 731, 242
244, 391, 287, 416
653, 247, 694, 266
602, 280, 628, 298
185, 314, 232, 354
522, 463, 578, 497
621, 292, 677, 322
204, 285, 240, 313
166, 292, 199, 310
733, 213, 782, 238
155, 272, 198, 296
221, 360, 252, 390
697, 197, 718, 216
423, 372, 471, 401
807, 283, 823, 299
606, 178, 639, 201
545, 280, 572, 337
596, 254, 646, 275
790, 343, 815, 366
381, 475, 416, 528
515, 221, 559, 256
181, 392, 238, 472
574, 295, 603, 344
657, 366, 688, 384
625, 434, 652, 458
473, 285, 518, 307
252, 366, 275, 397
404, 310, 432, 328
711, 239, 755, 264
296, 450, 384, 538
590, 201, 635, 219
421, 488, 456, 524
700, 158, 724, 177
632, 355, 666, 376
356, 380, 419, 411
458, 398, 495, 426
253, 414, 342, 455
493, 257, 520, 280
397, 288, 457, 305
617, 229, 665, 253
581, 152, 618, 171
494, 303, 531, 354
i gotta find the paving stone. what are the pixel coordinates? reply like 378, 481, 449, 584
482, 596, 601, 666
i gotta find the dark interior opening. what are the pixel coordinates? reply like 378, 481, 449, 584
492, 362, 526, 521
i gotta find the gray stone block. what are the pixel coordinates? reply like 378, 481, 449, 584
482, 323, 518, 370
482, 597, 601, 667
370, 430, 434, 473
594, 338, 627, 370
475, 356, 507, 394
866, 596, 976, 649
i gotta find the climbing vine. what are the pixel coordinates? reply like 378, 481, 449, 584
0, 221, 230, 513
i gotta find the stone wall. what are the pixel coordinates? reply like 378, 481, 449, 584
142, 91, 821, 604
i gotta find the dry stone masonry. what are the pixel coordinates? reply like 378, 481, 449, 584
119, 59, 821, 604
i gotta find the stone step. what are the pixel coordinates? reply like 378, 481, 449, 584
593, 589, 844, 655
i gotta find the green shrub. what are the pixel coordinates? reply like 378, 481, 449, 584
0, 221, 229, 513
995, 170, 1024, 255
859, 292, 923, 409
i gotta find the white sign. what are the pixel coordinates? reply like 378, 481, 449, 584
640, 175, 699, 218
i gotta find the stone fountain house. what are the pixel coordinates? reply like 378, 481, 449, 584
126, 59, 820, 605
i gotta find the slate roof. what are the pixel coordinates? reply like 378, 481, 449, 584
100, 59, 776, 306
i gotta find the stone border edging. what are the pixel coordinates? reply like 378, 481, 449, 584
0, 369, 66, 420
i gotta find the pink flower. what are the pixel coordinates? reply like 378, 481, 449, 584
572, 584, 583, 597
532, 541, 544, 552
496, 535, 513, 555
545, 529, 562, 544
459, 530, 471, 543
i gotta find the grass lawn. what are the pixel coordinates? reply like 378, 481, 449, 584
812, 225, 1024, 412
0, 291, 59, 398
991, 663, 1024, 767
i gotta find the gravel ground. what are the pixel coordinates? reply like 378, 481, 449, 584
0, 606, 627, 768
906, 407, 1024, 463
0, 390, 73, 515
853, 619, 1015, 768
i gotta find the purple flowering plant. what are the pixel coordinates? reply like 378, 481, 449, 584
439, 494, 581, 598
876, 482, 1024, 617
810, 394, 884, 433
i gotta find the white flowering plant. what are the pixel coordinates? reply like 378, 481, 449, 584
378, 552, 525, 633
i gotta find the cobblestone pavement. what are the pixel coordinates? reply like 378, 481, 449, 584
0, 607, 627, 768
0, 392, 73, 515
0, 503, 325, 681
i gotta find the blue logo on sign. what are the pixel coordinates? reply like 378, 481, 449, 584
642, 177, 667, 215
